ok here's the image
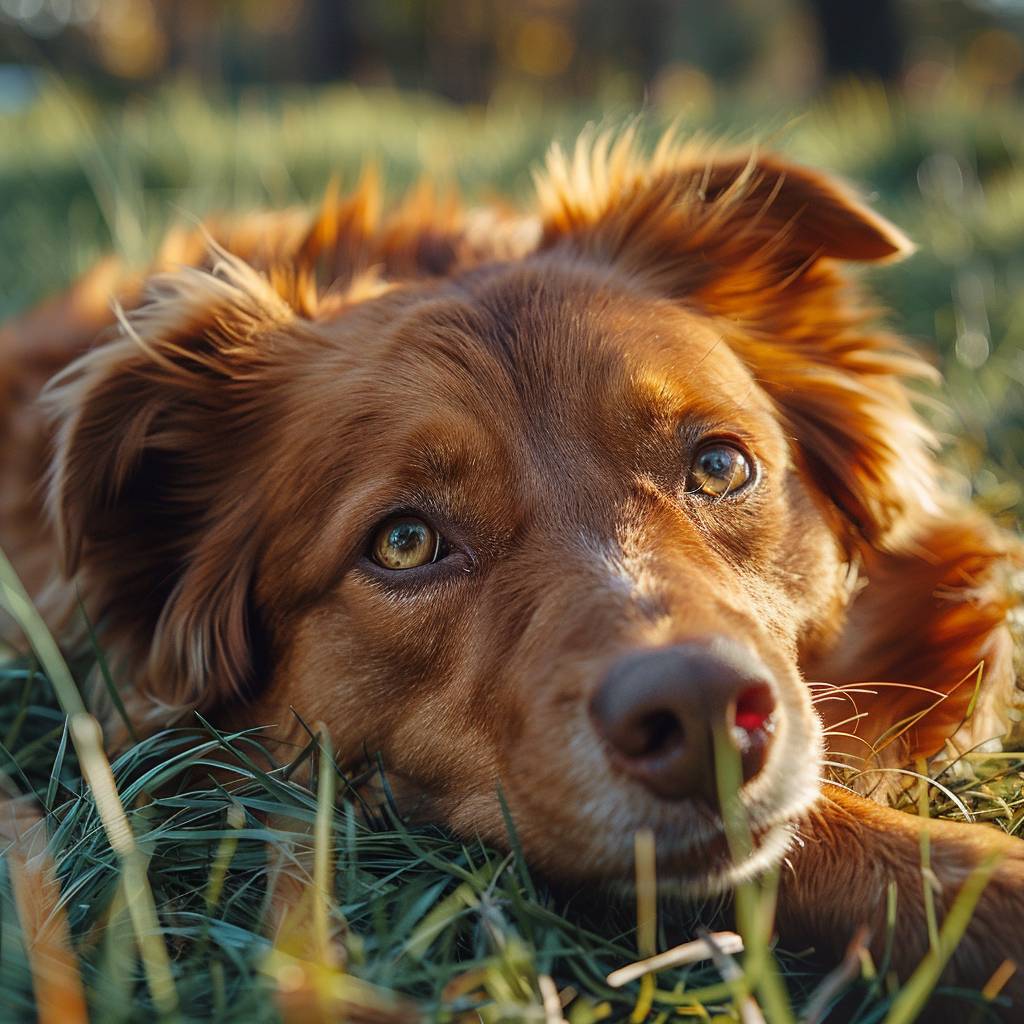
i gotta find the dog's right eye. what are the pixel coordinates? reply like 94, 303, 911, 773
690, 441, 754, 498
370, 516, 445, 570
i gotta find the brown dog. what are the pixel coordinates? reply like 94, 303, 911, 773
2, 132, 1022, 1012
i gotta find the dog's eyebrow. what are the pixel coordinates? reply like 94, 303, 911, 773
627, 371, 686, 417
400, 419, 513, 491
415, 444, 479, 487
625, 372, 748, 429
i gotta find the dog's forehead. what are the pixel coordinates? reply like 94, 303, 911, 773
304, 261, 782, 523
373, 262, 770, 427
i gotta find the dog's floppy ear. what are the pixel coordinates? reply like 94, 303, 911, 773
44, 251, 299, 726
535, 134, 931, 545
810, 511, 1023, 774
536, 137, 913, 278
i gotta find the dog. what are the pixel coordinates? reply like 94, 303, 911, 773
2, 130, 1023, 1014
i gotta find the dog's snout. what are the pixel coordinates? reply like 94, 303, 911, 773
589, 640, 777, 804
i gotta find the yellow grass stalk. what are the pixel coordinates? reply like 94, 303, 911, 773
606, 932, 745, 988
313, 723, 338, 968
630, 827, 657, 1023
0, 546, 179, 1018
71, 714, 179, 1018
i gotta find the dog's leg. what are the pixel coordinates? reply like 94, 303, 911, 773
776, 784, 1024, 1016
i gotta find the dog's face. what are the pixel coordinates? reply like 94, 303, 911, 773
250, 261, 845, 887
47, 140, 942, 892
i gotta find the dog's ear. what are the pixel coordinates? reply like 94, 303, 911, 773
809, 511, 1023, 774
535, 136, 932, 545
45, 251, 299, 726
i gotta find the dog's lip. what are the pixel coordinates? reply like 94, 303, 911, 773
653, 822, 766, 870
596, 818, 795, 901
583, 799, 796, 883
625, 817, 797, 893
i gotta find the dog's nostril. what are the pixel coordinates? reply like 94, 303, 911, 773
591, 641, 779, 803
734, 684, 775, 734
636, 711, 685, 758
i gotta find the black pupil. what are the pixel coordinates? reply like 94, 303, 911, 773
700, 447, 735, 478
389, 523, 428, 552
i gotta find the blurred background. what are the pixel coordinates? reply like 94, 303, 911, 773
2, 0, 1023, 107
1, 0, 1022, 515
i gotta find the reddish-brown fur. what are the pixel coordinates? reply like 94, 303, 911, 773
2, 131, 1022, 1013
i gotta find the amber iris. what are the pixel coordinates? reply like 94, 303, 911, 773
691, 443, 752, 497
371, 516, 442, 570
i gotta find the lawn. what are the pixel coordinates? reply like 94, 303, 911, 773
1, 77, 1022, 1023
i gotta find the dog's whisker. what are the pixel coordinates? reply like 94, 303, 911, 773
820, 711, 869, 733
822, 730, 876, 752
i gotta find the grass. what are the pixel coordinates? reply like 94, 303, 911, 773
1, 74, 1023, 1022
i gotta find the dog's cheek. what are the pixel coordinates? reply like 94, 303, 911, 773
765, 470, 853, 661
274, 582, 505, 800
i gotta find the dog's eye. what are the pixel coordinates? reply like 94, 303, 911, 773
371, 516, 444, 570
691, 442, 753, 497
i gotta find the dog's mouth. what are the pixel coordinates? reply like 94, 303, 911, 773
489, 763, 810, 894
356, 761, 805, 898
642, 815, 796, 895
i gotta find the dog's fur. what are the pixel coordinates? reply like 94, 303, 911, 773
3, 131, 1023, 1010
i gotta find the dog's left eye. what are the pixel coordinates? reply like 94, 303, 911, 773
690, 442, 754, 497
371, 516, 446, 570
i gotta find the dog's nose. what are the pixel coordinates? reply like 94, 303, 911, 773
589, 640, 777, 804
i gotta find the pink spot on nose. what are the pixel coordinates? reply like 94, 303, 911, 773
734, 685, 774, 732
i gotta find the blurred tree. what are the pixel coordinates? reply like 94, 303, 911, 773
4, 0, 1022, 105
807, 0, 906, 80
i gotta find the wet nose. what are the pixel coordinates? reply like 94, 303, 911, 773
588, 639, 777, 804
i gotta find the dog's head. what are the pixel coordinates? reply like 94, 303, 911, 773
48, 135, 995, 891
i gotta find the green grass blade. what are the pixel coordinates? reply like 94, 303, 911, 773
76, 593, 139, 743
0, 546, 86, 719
